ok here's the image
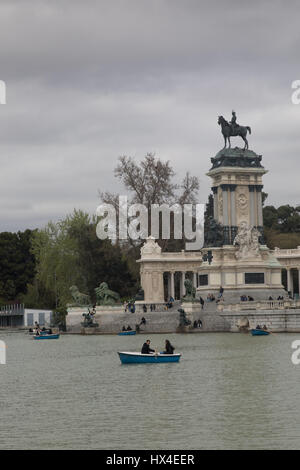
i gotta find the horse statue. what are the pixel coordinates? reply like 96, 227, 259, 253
218, 113, 251, 149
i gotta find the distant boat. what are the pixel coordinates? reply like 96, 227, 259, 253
251, 329, 270, 336
118, 351, 181, 364
118, 331, 136, 336
33, 333, 60, 340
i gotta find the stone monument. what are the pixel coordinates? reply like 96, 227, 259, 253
199, 112, 285, 302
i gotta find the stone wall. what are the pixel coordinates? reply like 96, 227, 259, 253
221, 310, 300, 332
66, 302, 300, 334
66, 303, 230, 334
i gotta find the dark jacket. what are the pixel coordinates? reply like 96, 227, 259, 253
141, 343, 155, 354
164, 343, 174, 354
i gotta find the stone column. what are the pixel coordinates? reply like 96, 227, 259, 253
221, 185, 229, 226
249, 185, 256, 226
212, 186, 218, 221
229, 185, 236, 226
287, 268, 292, 295
170, 271, 175, 299
256, 185, 263, 227
157, 271, 165, 302
141, 270, 153, 303
180, 272, 186, 298
193, 272, 197, 289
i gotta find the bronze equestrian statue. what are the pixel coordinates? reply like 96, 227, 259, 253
218, 111, 251, 149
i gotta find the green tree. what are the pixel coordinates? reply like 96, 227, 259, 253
0, 230, 36, 302
24, 209, 137, 309
100, 154, 200, 251
263, 204, 300, 248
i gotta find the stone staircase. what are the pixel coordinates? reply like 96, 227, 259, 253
97, 299, 230, 334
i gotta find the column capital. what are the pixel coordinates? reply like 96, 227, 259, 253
220, 183, 236, 191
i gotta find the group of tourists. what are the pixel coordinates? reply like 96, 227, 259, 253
240, 295, 254, 301
122, 317, 147, 333
165, 296, 174, 309
124, 301, 136, 313
193, 319, 202, 329
141, 339, 175, 355
255, 324, 268, 331
30, 322, 52, 336
206, 293, 216, 302
122, 325, 132, 331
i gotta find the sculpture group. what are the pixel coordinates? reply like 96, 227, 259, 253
69, 282, 120, 307
233, 223, 261, 260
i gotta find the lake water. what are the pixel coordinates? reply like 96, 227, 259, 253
0, 330, 299, 450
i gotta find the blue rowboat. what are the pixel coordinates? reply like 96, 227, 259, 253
118, 351, 181, 364
118, 331, 136, 336
251, 329, 270, 336
33, 334, 60, 340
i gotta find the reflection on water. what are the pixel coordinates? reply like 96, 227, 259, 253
0, 331, 299, 449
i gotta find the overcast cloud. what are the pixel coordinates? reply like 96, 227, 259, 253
0, 0, 300, 231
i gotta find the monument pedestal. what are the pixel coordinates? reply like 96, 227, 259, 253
66, 305, 124, 333
198, 244, 285, 302
200, 146, 285, 302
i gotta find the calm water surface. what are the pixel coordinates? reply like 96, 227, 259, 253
0, 331, 299, 449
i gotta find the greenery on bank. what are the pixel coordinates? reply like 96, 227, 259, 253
23, 209, 137, 309
263, 204, 300, 248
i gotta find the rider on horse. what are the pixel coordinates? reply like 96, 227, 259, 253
218, 111, 251, 150
230, 110, 239, 133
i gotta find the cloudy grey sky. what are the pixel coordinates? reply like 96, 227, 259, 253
0, 0, 300, 231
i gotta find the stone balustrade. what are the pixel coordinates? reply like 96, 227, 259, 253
219, 299, 300, 312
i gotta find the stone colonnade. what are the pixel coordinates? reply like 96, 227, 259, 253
274, 247, 300, 298
139, 265, 201, 303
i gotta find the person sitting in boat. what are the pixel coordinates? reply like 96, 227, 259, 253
122, 326, 126, 331
141, 339, 155, 354
163, 339, 174, 354
263, 324, 268, 330
126, 325, 132, 331
256, 324, 262, 329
